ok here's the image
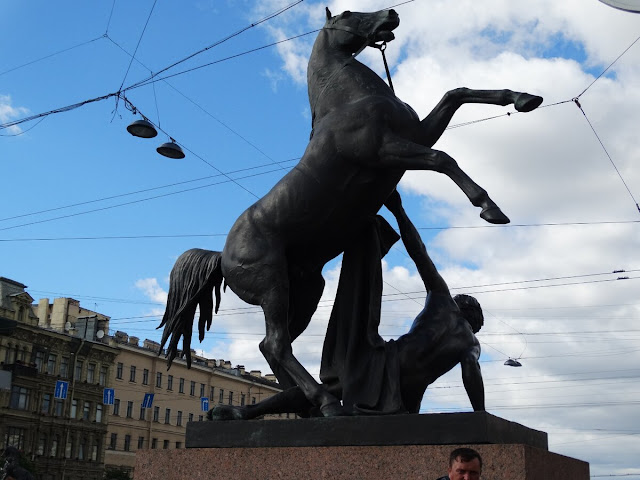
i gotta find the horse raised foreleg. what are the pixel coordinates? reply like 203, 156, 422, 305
418, 88, 543, 147
378, 135, 509, 224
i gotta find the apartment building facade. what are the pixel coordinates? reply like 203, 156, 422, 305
0, 276, 284, 479
0, 277, 119, 480
103, 333, 282, 474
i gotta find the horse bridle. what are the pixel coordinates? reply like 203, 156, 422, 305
310, 23, 395, 131
323, 23, 395, 91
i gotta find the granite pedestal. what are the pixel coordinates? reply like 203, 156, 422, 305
134, 412, 589, 479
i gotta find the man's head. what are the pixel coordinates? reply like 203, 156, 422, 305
448, 447, 482, 480
453, 294, 484, 333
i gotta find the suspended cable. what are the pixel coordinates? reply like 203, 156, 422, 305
572, 97, 640, 213
420, 219, 640, 230
0, 35, 105, 78
124, 0, 305, 91
104, 35, 287, 169
577, 32, 640, 98
127, 30, 318, 91
0, 158, 298, 223
117, 0, 157, 93
105, 0, 117, 35
0, 162, 288, 231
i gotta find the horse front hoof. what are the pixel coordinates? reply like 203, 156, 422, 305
480, 206, 510, 224
514, 93, 543, 112
320, 401, 346, 417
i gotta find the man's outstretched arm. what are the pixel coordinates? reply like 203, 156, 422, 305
384, 189, 449, 293
460, 344, 485, 411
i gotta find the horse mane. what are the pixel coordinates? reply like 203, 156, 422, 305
158, 248, 223, 368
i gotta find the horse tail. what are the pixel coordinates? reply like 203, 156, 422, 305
158, 248, 224, 368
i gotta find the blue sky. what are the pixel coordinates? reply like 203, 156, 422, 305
2, 0, 640, 477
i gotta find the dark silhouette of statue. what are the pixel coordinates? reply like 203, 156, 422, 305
208, 189, 484, 419
158, 7, 541, 417
1, 447, 34, 480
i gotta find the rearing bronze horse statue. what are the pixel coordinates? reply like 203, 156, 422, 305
158, 8, 542, 416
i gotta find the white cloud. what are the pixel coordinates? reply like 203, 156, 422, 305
0, 94, 28, 135
251, 0, 640, 475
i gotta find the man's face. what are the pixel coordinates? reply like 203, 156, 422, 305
448, 456, 481, 480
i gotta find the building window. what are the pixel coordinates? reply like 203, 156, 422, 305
179, 378, 185, 393
35, 350, 45, 372
116, 362, 123, 379
163, 440, 169, 449
219, 389, 224, 404
126, 401, 133, 418
74, 360, 83, 381
46, 354, 57, 375
130, 365, 136, 382
188, 413, 193, 422
50, 435, 60, 457
241, 394, 245, 406
198, 415, 203, 421
167, 375, 173, 391
92, 440, 99, 461
10, 386, 30, 410
83, 401, 91, 420
228, 391, 234, 405
65, 437, 74, 458
113, 399, 120, 416
78, 437, 87, 460
54, 399, 64, 416
177, 411, 183, 426
142, 368, 149, 385
252, 397, 256, 405
156, 372, 162, 388
71, 399, 78, 419
137, 436, 145, 449
153, 406, 159, 422
41, 393, 51, 414
176, 442, 182, 449
200, 383, 205, 397
139, 407, 146, 420
109, 433, 117, 450
96, 404, 103, 423
164, 408, 171, 424
190, 381, 195, 396
5, 427, 26, 450
124, 435, 131, 452
37, 434, 47, 456
60, 357, 70, 378
87, 363, 96, 383
210, 386, 214, 399
99, 366, 108, 386
151, 438, 157, 449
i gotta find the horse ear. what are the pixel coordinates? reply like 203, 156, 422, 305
326, 7, 332, 20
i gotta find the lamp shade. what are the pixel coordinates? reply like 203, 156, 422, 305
599, 0, 640, 12
504, 358, 522, 367
127, 119, 158, 138
157, 141, 185, 159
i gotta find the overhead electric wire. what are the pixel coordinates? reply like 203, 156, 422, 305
123, 0, 305, 92
116, 0, 157, 93
0, 163, 290, 231
0, 35, 105, 78
104, 35, 287, 170
573, 98, 640, 213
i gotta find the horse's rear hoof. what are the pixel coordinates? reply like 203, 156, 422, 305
320, 401, 346, 417
515, 93, 543, 112
480, 206, 510, 224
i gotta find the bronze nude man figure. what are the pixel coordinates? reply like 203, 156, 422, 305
158, 8, 541, 416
